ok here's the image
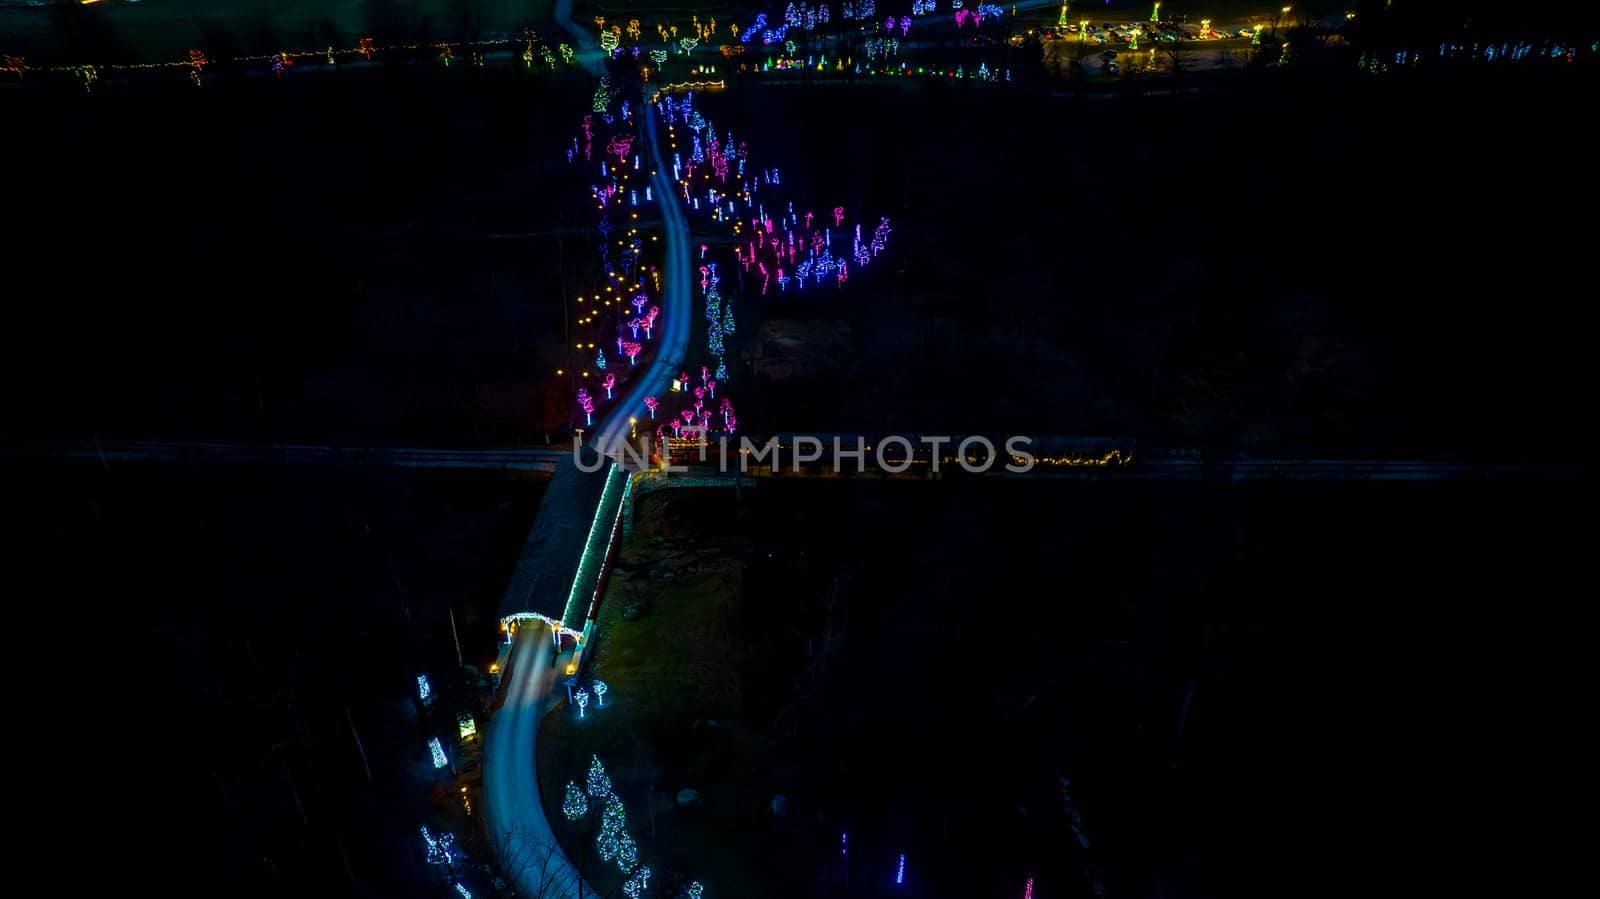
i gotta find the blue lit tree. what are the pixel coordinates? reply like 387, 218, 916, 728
586, 755, 612, 797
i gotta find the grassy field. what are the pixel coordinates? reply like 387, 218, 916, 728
535, 488, 813, 897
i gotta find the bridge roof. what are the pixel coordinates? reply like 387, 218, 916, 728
498, 445, 616, 629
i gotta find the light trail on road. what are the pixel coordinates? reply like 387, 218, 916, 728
484, 10, 692, 893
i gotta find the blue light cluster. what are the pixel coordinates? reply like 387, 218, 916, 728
740, 14, 768, 43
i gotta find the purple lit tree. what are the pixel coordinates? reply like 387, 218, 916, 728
577, 388, 595, 426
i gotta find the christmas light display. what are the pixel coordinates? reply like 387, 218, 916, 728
622, 341, 642, 364
429, 737, 448, 769
587, 755, 613, 797
594, 679, 609, 707
978, 4, 1004, 18
617, 831, 639, 869
622, 866, 651, 899
1024, 876, 1034, 899
455, 883, 472, 899
896, 853, 906, 886
576, 688, 590, 718
458, 711, 476, 739
603, 373, 616, 399
644, 396, 659, 419
1151, 2, 1161, 23
422, 827, 457, 865
578, 388, 595, 426
563, 782, 589, 820
596, 348, 607, 371
597, 793, 626, 861
841, 832, 848, 856
684, 883, 704, 899
417, 674, 432, 704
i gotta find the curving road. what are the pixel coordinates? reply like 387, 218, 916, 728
483, 6, 692, 896
484, 631, 586, 897
592, 101, 693, 454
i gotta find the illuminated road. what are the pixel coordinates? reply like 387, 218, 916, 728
591, 101, 693, 455
482, 8, 691, 896
484, 631, 587, 898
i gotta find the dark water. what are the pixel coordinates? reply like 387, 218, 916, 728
725, 477, 1583, 898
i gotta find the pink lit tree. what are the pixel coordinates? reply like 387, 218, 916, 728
644, 396, 659, 419
602, 372, 616, 399
622, 341, 642, 364
577, 388, 595, 426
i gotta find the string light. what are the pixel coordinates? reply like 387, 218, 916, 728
417, 674, 432, 704
455, 884, 472, 899
563, 782, 589, 820
622, 866, 651, 899
429, 737, 448, 769
586, 755, 613, 797
896, 853, 906, 886
421, 827, 456, 865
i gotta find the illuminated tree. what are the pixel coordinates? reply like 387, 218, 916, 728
575, 689, 590, 718
602, 373, 616, 399
563, 782, 589, 820
577, 388, 595, 426
623, 866, 651, 898
596, 348, 607, 371
644, 396, 659, 419
594, 679, 609, 706
586, 755, 612, 797
597, 793, 627, 862
622, 341, 642, 364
